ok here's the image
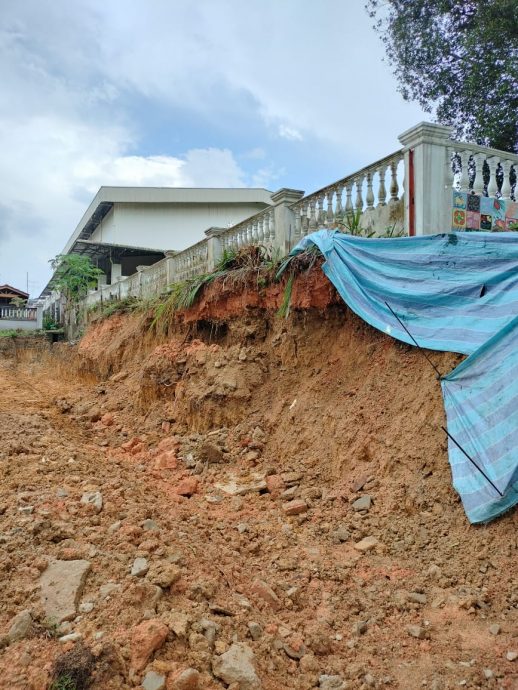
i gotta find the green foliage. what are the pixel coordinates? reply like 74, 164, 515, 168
367, 0, 518, 152
0, 329, 19, 338
337, 209, 375, 237
50, 254, 103, 309
49, 675, 77, 690
9, 296, 27, 308
43, 314, 60, 330
277, 273, 294, 319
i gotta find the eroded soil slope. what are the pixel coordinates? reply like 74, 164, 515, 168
0, 271, 517, 690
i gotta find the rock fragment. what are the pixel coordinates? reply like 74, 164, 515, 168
407, 625, 428, 639
352, 495, 372, 511
354, 536, 379, 552
250, 579, 281, 610
130, 618, 168, 672
81, 491, 103, 513
248, 621, 263, 640
142, 670, 166, 690
131, 557, 149, 577
172, 668, 201, 689
282, 499, 308, 516
8, 610, 32, 642
40, 559, 90, 623
212, 642, 261, 689
319, 675, 347, 690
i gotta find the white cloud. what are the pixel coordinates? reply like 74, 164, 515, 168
278, 125, 303, 142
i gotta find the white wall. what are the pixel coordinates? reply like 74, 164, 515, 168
89, 202, 268, 251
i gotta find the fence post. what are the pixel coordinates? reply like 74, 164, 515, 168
205, 227, 225, 270
164, 251, 178, 287
270, 188, 305, 254
398, 122, 453, 235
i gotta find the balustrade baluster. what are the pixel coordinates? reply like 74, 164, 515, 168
293, 206, 302, 241
335, 185, 344, 220
472, 153, 486, 195
301, 203, 309, 236
365, 172, 375, 211
377, 166, 387, 206
487, 157, 499, 198
500, 160, 512, 200
309, 199, 317, 230
459, 151, 470, 192
326, 190, 334, 227
315, 195, 324, 227
269, 210, 276, 241
355, 176, 364, 212
345, 182, 353, 215
389, 160, 399, 205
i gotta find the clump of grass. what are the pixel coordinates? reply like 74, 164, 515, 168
49, 643, 95, 690
150, 244, 283, 333
0, 329, 20, 338
275, 244, 322, 318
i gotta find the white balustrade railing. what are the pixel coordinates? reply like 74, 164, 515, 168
448, 142, 517, 199
291, 150, 405, 241
168, 239, 209, 282
218, 206, 276, 251
140, 257, 168, 298
0, 306, 37, 321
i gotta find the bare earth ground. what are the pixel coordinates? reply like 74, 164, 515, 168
0, 271, 516, 690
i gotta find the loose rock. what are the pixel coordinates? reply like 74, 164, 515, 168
142, 670, 166, 690
81, 491, 103, 513
40, 559, 90, 623
213, 642, 261, 689
130, 618, 169, 672
131, 557, 149, 577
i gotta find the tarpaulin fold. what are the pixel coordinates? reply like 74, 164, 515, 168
291, 230, 518, 523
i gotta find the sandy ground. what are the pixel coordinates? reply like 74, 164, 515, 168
0, 273, 517, 690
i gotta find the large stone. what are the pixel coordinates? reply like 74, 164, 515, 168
213, 642, 261, 689
40, 559, 90, 623
8, 610, 32, 642
130, 618, 168, 672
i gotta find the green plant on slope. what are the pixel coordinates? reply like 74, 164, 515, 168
49, 254, 103, 325
150, 244, 283, 332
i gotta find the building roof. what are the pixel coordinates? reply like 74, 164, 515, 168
62, 186, 273, 256
0, 284, 29, 299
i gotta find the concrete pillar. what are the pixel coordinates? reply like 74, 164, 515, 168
205, 227, 226, 270
398, 122, 453, 236
111, 262, 122, 283
164, 251, 178, 286
270, 188, 305, 254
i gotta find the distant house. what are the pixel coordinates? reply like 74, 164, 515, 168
0, 284, 29, 306
40, 186, 273, 299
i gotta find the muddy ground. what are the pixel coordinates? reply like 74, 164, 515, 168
0, 271, 516, 690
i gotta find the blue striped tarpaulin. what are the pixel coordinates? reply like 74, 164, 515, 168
291, 229, 518, 523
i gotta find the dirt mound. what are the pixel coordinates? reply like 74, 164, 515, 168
0, 267, 516, 689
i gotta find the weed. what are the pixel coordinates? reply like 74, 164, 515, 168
50, 643, 95, 690
0, 329, 19, 338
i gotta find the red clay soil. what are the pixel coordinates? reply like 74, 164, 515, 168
0, 267, 516, 690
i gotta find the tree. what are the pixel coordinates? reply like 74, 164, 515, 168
50, 254, 103, 323
366, 0, 518, 152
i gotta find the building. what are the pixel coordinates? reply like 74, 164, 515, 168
40, 186, 273, 301
0, 284, 29, 306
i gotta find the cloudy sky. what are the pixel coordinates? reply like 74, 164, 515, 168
0, 0, 425, 297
